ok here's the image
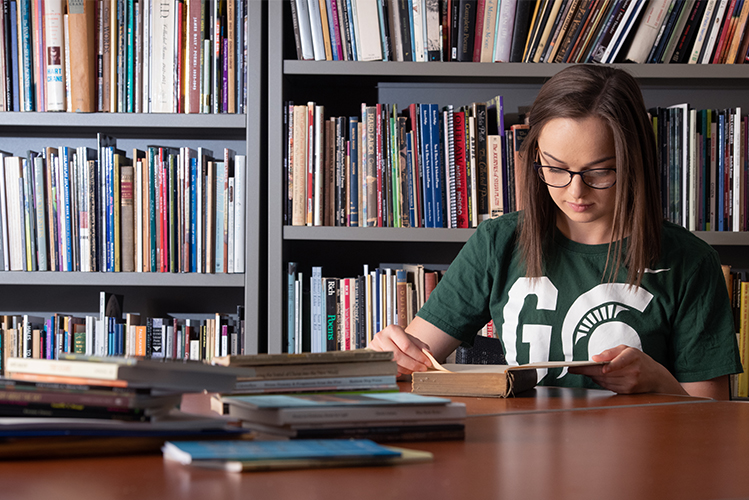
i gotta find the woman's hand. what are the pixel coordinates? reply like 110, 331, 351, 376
569, 345, 687, 396
369, 324, 433, 377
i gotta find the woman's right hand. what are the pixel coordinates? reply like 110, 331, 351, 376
369, 324, 434, 376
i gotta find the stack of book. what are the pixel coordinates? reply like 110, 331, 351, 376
221, 392, 466, 442
0, 354, 248, 457
213, 349, 399, 394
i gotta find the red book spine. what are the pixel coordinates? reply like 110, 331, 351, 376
376, 103, 384, 227
472, 0, 487, 61
408, 104, 422, 227
307, 104, 315, 226
453, 111, 469, 228
712, 0, 739, 63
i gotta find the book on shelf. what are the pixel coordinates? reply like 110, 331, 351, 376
411, 352, 608, 397
162, 438, 433, 472
0, 141, 245, 274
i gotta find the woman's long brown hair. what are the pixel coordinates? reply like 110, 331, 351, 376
518, 65, 662, 287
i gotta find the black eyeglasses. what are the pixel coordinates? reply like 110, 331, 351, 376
533, 163, 617, 189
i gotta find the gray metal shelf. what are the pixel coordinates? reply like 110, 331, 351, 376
0, 272, 244, 287
0, 112, 246, 129
284, 61, 749, 81
284, 226, 475, 242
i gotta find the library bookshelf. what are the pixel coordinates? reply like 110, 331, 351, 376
0, 0, 264, 354
267, 0, 749, 354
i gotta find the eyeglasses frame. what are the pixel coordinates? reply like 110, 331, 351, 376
533, 162, 618, 190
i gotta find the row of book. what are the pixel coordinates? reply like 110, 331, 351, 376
0, 294, 246, 373
655, 105, 748, 231
285, 97, 749, 232
1, 0, 249, 113
289, 0, 749, 64
287, 262, 496, 354
288, 262, 446, 354
0, 140, 246, 273
284, 98, 524, 229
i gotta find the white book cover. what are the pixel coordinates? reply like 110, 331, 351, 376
313, 105, 324, 225
151, 0, 176, 112
311, 267, 322, 353
733, 108, 741, 231
688, 0, 718, 63
480, 0, 499, 62
425, 0, 440, 59
603, 0, 646, 63
700, 0, 729, 63
233, 155, 245, 273
44, 0, 66, 111
293, 0, 315, 60
410, 0, 426, 61
227, 176, 235, 273
0, 153, 9, 270
623, 0, 673, 63
134, 158, 143, 271
354, 0, 384, 60
0, 3, 5, 111
4, 157, 24, 271
494, 0, 517, 62
306, 0, 327, 60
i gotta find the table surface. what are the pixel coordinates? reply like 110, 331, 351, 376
1, 388, 747, 500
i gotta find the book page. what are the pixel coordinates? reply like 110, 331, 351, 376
423, 349, 607, 373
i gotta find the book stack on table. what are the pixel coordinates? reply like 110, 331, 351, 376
213, 349, 400, 394
221, 392, 466, 442
0, 354, 249, 458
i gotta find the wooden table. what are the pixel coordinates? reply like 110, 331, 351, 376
1, 389, 747, 500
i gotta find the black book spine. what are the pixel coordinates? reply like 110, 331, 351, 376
145, 317, 153, 357
671, 0, 707, 63
398, 0, 414, 61
456, 0, 478, 61
647, 0, 685, 63
510, 0, 536, 62
473, 103, 488, 217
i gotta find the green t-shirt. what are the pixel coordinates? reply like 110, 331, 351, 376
417, 211, 742, 388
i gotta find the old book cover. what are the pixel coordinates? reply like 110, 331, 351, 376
120, 164, 134, 272
66, 0, 96, 112
412, 351, 607, 397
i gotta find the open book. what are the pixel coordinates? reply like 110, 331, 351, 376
411, 350, 607, 398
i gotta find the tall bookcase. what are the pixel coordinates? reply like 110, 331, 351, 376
267, 0, 749, 354
0, 0, 265, 354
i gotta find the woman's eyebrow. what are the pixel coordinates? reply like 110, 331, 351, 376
540, 151, 616, 168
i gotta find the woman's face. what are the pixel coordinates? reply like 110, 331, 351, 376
536, 116, 617, 245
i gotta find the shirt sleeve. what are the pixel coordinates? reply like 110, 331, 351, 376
416, 221, 496, 345
671, 250, 743, 383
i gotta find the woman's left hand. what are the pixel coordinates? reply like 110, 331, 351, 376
569, 345, 687, 395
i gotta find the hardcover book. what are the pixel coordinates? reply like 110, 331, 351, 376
412, 351, 608, 397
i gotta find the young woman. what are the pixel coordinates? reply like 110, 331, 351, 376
370, 65, 742, 400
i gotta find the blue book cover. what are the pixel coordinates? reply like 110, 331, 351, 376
106, 147, 115, 271
60, 147, 74, 271
164, 438, 401, 462
349, 117, 359, 226
126, 0, 135, 112
420, 105, 434, 227
19, 0, 34, 111
718, 112, 725, 231
324, 0, 339, 60
345, 0, 358, 60
190, 157, 198, 272
147, 147, 158, 271
430, 103, 444, 227
374, 267, 382, 333
226, 392, 450, 409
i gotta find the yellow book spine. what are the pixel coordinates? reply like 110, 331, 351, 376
738, 281, 749, 398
